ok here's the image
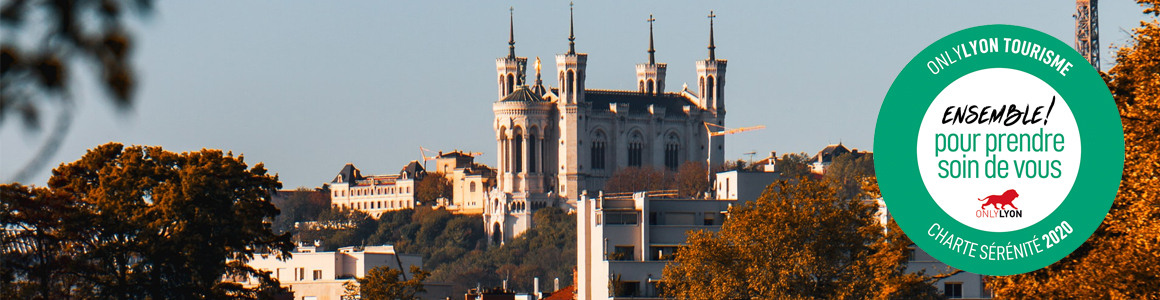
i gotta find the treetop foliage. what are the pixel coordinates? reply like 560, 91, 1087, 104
988, 1, 1160, 297
2, 142, 295, 299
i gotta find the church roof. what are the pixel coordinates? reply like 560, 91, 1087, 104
585, 89, 699, 116
500, 85, 548, 102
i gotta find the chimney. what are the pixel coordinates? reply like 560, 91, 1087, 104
534, 277, 541, 299
554, 277, 560, 292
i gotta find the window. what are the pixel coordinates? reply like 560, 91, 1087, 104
706, 76, 715, 100
529, 133, 537, 173
664, 133, 680, 171
651, 246, 679, 261
513, 128, 524, 173
591, 131, 606, 170
470, 182, 477, 193
298, 268, 305, 281
611, 281, 640, 297
612, 246, 634, 261
628, 131, 644, 167
945, 282, 963, 298
703, 212, 716, 225
313, 270, 322, 280
604, 212, 638, 225
908, 247, 916, 261
664, 212, 696, 225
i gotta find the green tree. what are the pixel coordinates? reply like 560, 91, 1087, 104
987, 1, 1160, 297
415, 172, 453, 205
822, 153, 875, 200
342, 266, 430, 300
271, 187, 332, 234
603, 166, 672, 193
777, 152, 814, 180
0, 184, 94, 299
662, 179, 939, 300
675, 161, 710, 199
2, 142, 296, 299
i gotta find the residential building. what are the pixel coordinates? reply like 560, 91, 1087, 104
809, 143, 871, 175
576, 191, 733, 299
238, 245, 433, 300
714, 170, 781, 201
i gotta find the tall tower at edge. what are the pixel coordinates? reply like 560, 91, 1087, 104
557, 3, 588, 201
697, 11, 727, 168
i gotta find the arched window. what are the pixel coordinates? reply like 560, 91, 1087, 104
647, 79, 655, 95
499, 75, 505, 95
566, 70, 575, 99
470, 181, 477, 193
665, 133, 681, 171
591, 130, 606, 170
639, 80, 645, 92
512, 127, 524, 173
507, 73, 515, 95
706, 76, 716, 101
528, 131, 537, 173
628, 131, 644, 167
699, 76, 705, 98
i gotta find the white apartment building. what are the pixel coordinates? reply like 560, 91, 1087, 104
576, 191, 733, 299
577, 174, 989, 300
240, 245, 425, 300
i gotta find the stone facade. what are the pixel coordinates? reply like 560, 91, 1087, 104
485, 8, 728, 244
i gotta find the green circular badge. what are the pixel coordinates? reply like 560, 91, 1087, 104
875, 24, 1123, 276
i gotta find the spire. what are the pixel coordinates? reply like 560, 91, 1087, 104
647, 14, 656, 65
508, 7, 516, 58
707, 10, 716, 61
568, 2, 576, 55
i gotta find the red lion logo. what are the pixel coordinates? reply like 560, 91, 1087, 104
978, 189, 1020, 210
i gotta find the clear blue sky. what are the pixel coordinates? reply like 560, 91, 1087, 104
1, 1, 1152, 189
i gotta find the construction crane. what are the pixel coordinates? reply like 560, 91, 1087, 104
705, 123, 766, 137
703, 122, 766, 198
743, 151, 758, 164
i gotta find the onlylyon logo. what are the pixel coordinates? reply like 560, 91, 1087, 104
875, 25, 1123, 276
976, 189, 1021, 218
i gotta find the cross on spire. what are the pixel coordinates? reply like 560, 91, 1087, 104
708, 10, 716, 60
647, 14, 656, 65
508, 7, 516, 58
567, 2, 576, 55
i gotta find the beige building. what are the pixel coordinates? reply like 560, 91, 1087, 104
239, 245, 426, 300
430, 150, 495, 215
328, 162, 424, 217
487, 7, 729, 244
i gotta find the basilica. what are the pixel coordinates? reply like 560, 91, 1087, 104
485, 6, 729, 244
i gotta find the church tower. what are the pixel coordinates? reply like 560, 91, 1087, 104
556, 3, 588, 200
489, 8, 556, 245
496, 7, 528, 101
635, 14, 667, 95
696, 11, 727, 167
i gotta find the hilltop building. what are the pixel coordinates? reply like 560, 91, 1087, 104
809, 143, 871, 175
486, 7, 730, 244
328, 161, 425, 217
